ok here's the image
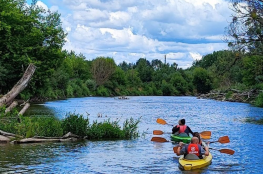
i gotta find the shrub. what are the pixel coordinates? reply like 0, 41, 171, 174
123, 117, 140, 139
86, 117, 140, 140
86, 119, 124, 140
226, 91, 233, 99
96, 86, 110, 96
255, 92, 263, 107
17, 116, 63, 138
61, 112, 89, 137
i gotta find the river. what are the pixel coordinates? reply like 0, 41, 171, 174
1, 96, 263, 173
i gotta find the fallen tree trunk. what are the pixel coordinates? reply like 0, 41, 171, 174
18, 103, 30, 115
0, 130, 22, 138
5, 101, 18, 113
0, 63, 36, 107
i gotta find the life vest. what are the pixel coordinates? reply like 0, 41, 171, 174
186, 144, 201, 157
176, 125, 187, 133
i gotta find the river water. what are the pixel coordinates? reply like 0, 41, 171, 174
1, 96, 263, 173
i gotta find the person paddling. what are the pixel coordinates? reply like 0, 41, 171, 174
172, 119, 194, 136
177, 137, 209, 159
193, 132, 210, 153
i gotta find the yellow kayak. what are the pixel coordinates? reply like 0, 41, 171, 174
179, 153, 212, 171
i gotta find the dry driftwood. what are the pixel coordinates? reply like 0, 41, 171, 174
0, 130, 18, 137
18, 103, 30, 115
0, 135, 10, 143
0, 63, 36, 107
5, 101, 18, 113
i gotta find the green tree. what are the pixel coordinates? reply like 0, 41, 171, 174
91, 57, 116, 86
193, 67, 212, 94
170, 72, 188, 95
0, 0, 66, 96
226, 0, 263, 54
135, 58, 153, 82
242, 55, 263, 86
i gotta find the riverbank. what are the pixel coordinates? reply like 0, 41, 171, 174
197, 88, 261, 105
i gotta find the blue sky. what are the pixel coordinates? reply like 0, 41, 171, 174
28, 0, 233, 69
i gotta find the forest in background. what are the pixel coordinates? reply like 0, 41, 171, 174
0, 0, 263, 107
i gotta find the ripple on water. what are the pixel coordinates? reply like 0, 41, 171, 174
2, 96, 263, 173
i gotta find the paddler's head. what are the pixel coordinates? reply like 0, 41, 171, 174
193, 132, 201, 143
180, 119, 185, 125
191, 137, 199, 144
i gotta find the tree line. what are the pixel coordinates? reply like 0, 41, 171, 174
0, 0, 263, 107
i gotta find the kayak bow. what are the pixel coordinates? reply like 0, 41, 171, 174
179, 153, 212, 171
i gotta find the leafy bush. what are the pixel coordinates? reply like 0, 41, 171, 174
226, 91, 233, 99
86, 119, 124, 140
17, 116, 63, 138
123, 117, 140, 139
0, 107, 63, 138
86, 79, 96, 91
61, 112, 89, 137
96, 86, 110, 96
255, 92, 263, 107
86, 117, 140, 140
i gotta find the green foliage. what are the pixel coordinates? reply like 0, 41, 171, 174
122, 117, 140, 139
255, 92, 263, 107
0, 0, 66, 95
242, 55, 263, 86
86, 119, 125, 140
0, 106, 18, 134
226, 91, 233, 99
226, 1, 263, 54
86, 79, 96, 91
96, 86, 110, 96
86, 117, 140, 140
170, 72, 188, 95
135, 58, 154, 82
193, 67, 212, 94
110, 67, 128, 86
231, 83, 248, 91
61, 112, 89, 137
161, 80, 177, 96
0, 105, 63, 137
17, 116, 63, 138
91, 57, 116, 86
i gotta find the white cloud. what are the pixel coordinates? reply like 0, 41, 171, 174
36, 1, 48, 11
190, 52, 203, 61
32, 0, 232, 69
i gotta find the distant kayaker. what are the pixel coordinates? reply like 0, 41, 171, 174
177, 137, 209, 159
193, 132, 210, 153
172, 119, 194, 136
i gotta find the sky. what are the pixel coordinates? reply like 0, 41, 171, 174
26, 0, 233, 69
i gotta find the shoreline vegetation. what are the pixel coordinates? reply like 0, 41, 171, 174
1, 0, 263, 143
0, 111, 141, 144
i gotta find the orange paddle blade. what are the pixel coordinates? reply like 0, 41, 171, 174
153, 130, 164, 135
173, 146, 179, 154
209, 148, 235, 155
219, 149, 235, 155
151, 137, 169, 143
218, 136, 230, 144
200, 131, 211, 136
200, 134, 211, 139
156, 118, 167, 125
